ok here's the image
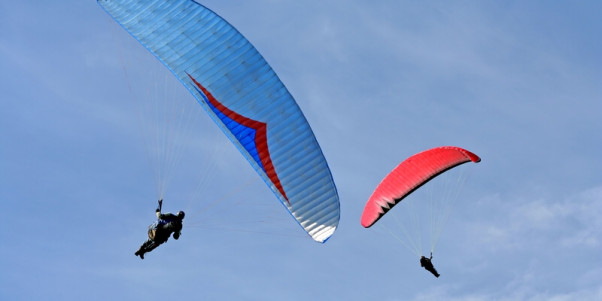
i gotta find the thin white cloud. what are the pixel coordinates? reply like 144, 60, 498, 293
471, 186, 602, 252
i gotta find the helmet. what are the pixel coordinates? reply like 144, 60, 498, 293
177, 211, 185, 219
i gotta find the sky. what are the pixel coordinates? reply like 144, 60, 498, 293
1, 0, 601, 300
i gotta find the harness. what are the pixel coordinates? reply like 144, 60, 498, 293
148, 217, 181, 242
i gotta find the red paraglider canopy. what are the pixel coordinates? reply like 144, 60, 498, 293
361, 146, 480, 228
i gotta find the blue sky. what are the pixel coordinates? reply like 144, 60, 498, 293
2, 1, 601, 300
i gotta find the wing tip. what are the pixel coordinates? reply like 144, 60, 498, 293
441, 146, 481, 163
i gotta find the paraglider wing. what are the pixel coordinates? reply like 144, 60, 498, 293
361, 146, 480, 228
98, 0, 340, 243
